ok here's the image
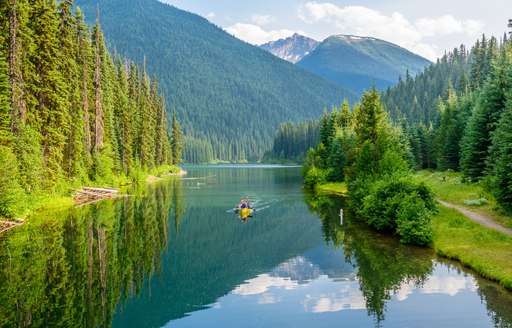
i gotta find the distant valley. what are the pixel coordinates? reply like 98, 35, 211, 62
77, 0, 430, 163
76, 0, 356, 163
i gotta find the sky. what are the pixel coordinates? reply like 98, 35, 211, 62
158, 0, 510, 61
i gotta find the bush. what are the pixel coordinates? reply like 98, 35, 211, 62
356, 178, 436, 245
303, 166, 328, 190
396, 193, 433, 245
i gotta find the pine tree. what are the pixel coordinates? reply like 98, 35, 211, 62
114, 57, 132, 173
5, 0, 33, 132
31, 0, 70, 187
461, 46, 512, 180
0, 55, 12, 147
92, 20, 104, 151
355, 86, 388, 146
490, 100, 512, 213
170, 109, 184, 165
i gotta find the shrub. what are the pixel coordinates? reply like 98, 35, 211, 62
304, 166, 328, 190
396, 193, 433, 245
356, 178, 436, 245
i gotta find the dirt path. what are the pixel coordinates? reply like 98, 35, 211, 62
438, 200, 512, 236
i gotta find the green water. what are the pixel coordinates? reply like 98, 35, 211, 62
1, 165, 512, 327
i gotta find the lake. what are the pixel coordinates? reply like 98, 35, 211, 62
1, 165, 511, 327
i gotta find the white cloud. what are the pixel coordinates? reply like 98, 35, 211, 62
296, 2, 485, 61
225, 23, 298, 45
394, 270, 478, 301
415, 15, 484, 37
207, 12, 216, 19
233, 274, 297, 296
251, 14, 277, 26
302, 280, 366, 313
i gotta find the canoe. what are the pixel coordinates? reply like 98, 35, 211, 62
239, 208, 252, 219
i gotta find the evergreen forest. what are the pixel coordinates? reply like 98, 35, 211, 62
0, 0, 182, 219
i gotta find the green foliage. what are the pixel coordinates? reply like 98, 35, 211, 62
170, 109, 184, 165
380, 32, 512, 214
358, 178, 436, 245
461, 47, 512, 181
396, 193, 434, 245
0, 56, 11, 147
0, 147, 25, 218
76, 0, 356, 163
303, 166, 328, 190
301, 88, 434, 246
489, 100, 512, 213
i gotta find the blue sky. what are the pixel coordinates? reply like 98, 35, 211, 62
158, 0, 510, 61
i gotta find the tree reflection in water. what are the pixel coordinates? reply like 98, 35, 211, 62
306, 192, 434, 324
305, 191, 512, 327
0, 178, 182, 328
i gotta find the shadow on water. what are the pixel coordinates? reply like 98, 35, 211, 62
304, 191, 512, 327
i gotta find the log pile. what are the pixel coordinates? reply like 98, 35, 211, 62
74, 187, 126, 206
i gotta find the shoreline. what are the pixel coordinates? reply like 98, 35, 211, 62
0, 166, 186, 234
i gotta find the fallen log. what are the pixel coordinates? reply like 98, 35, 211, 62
74, 187, 127, 206
82, 187, 120, 193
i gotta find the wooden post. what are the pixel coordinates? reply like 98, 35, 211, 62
340, 209, 344, 225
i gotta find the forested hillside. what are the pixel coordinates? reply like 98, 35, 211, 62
297, 35, 431, 95
0, 0, 178, 218
75, 0, 357, 163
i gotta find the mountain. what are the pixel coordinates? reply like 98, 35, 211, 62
75, 0, 357, 163
260, 33, 320, 64
296, 35, 432, 95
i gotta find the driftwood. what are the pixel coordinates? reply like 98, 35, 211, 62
74, 187, 127, 206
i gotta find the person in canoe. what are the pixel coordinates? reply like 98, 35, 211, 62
237, 197, 252, 210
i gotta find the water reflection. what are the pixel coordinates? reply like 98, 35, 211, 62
1, 167, 512, 328
0, 180, 179, 328
304, 192, 512, 327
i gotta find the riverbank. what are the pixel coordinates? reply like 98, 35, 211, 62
0, 166, 185, 230
317, 171, 512, 289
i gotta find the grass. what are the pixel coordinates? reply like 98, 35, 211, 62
433, 206, 512, 289
316, 182, 348, 195
414, 170, 512, 229
1, 165, 182, 222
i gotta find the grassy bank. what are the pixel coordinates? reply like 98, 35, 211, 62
433, 205, 512, 289
414, 170, 512, 229
315, 182, 348, 195
1, 165, 182, 222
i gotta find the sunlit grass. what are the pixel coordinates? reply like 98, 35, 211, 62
433, 206, 512, 289
414, 170, 512, 229
316, 182, 347, 195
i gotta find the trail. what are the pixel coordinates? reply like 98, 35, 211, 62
438, 200, 512, 237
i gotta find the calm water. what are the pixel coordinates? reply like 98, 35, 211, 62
1, 165, 512, 327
